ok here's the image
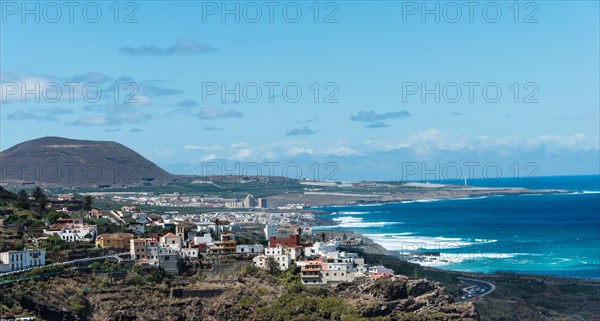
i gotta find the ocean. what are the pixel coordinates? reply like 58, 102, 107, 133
315, 175, 600, 279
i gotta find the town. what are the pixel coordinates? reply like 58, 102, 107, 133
1, 188, 394, 287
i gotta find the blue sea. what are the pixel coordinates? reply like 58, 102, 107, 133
316, 175, 600, 279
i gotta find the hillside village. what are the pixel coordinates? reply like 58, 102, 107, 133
1, 188, 394, 287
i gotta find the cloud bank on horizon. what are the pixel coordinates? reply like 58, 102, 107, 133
1, 1, 598, 179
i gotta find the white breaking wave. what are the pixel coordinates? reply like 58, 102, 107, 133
335, 211, 369, 215
411, 252, 517, 267
583, 190, 600, 194
332, 216, 362, 223
332, 216, 401, 228
365, 234, 498, 251
446, 196, 490, 201
402, 196, 491, 204
365, 232, 414, 237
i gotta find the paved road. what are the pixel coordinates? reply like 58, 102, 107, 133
455, 277, 496, 302
0, 253, 131, 278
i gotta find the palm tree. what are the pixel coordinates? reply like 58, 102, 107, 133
83, 195, 93, 211
214, 218, 221, 239
16, 190, 30, 210
31, 187, 47, 211
31, 186, 44, 200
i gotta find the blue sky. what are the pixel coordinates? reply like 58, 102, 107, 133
1, 1, 599, 181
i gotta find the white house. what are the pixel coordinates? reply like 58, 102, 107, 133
264, 245, 302, 261
192, 233, 214, 246
303, 241, 338, 258
43, 218, 97, 242
253, 254, 291, 271
0, 249, 46, 273
160, 233, 182, 251
369, 265, 395, 275
236, 244, 264, 254
253, 245, 303, 271
181, 247, 199, 259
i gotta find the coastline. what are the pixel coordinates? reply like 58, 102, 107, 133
269, 184, 573, 208
312, 224, 600, 285
308, 191, 600, 282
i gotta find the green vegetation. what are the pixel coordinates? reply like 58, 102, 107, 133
82, 195, 93, 210
255, 292, 362, 321
476, 279, 600, 321
16, 190, 30, 210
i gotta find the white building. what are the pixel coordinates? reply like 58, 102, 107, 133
369, 265, 395, 275
130, 238, 180, 274
264, 245, 301, 261
253, 245, 300, 271
181, 247, 199, 259
236, 244, 264, 254
192, 233, 214, 246
304, 241, 338, 258
196, 220, 229, 234
43, 218, 97, 242
264, 224, 277, 240
160, 232, 182, 251
253, 254, 291, 271
0, 249, 46, 273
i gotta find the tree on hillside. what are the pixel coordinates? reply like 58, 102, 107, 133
16, 190, 30, 210
32, 187, 44, 200
31, 186, 48, 211
83, 195, 93, 211
266, 256, 279, 275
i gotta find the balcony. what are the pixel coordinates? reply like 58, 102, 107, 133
301, 267, 321, 272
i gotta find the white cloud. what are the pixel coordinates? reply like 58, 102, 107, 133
522, 134, 599, 153
200, 154, 217, 161
285, 147, 315, 156
67, 116, 107, 126
235, 149, 253, 160
157, 130, 599, 169
363, 128, 599, 157
184, 144, 221, 151
230, 142, 250, 149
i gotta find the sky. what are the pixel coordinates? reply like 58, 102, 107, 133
1, 1, 599, 181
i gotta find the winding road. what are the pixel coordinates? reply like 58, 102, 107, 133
455, 277, 496, 302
